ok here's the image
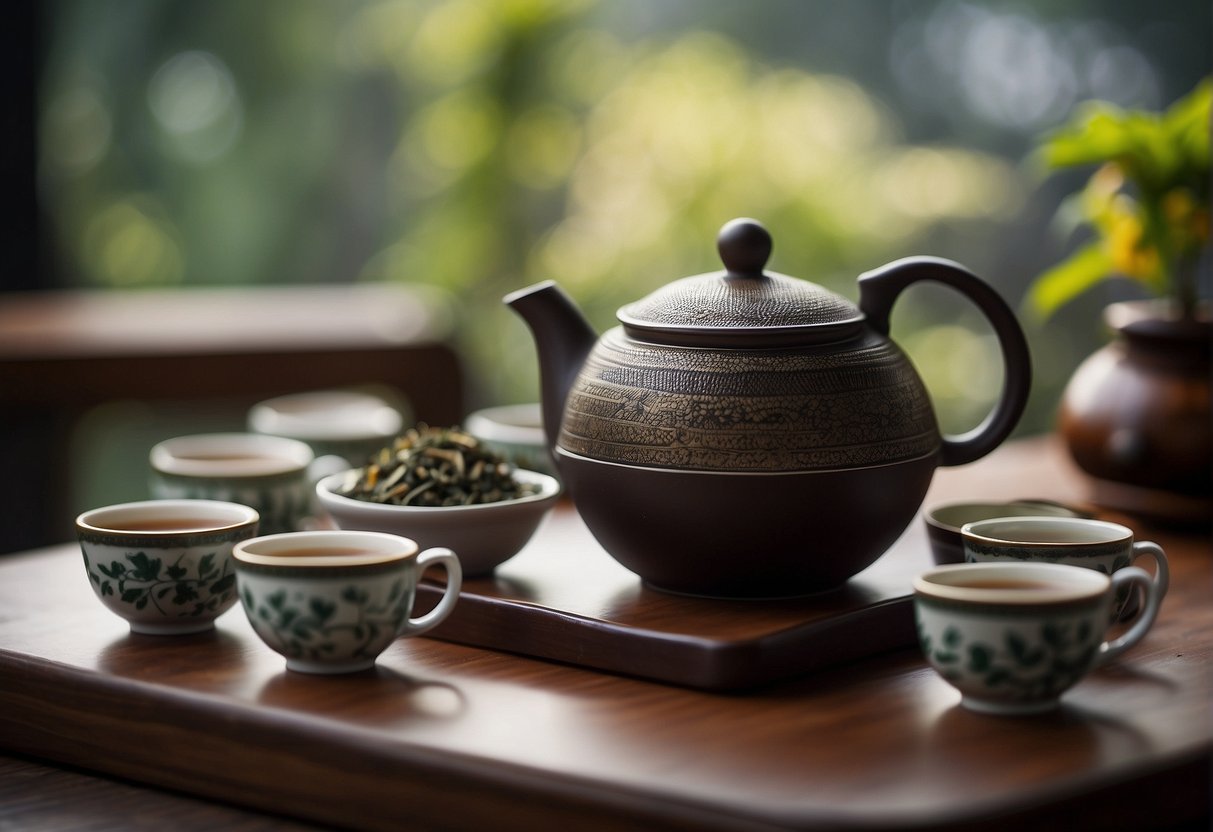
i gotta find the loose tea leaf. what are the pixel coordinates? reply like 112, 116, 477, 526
336, 425, 539, 507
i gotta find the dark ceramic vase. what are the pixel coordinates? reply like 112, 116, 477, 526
1059, 300, 1212, 525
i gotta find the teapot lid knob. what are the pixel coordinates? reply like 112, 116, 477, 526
717, 218, 771, 278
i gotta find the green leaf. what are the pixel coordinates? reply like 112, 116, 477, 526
198, 553, 216, 580
1039, 103, 1141, 168
166, 564, 187, 580
1042, 622, 1066, 648
127, 552, 162, 582
172, 583, 199, 605
1163, 78, 1211, 174
967, 644, 992, 673
310, 598, 337, 622
1025, 243, 1114, 321
210, 574, 236, 595
1019, 648, 1045, 668
122, 588, 144, 603
1006, 632, 1030, 662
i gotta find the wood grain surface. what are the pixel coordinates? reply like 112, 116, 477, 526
0, 436, 1209, 831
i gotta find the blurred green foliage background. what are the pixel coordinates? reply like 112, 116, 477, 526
36, 0, 1212, 437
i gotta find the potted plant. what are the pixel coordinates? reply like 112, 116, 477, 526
1028, 78, 1210, 524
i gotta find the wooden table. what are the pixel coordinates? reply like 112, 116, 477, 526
1, 436, 1210, 831
0, 284, 465, 553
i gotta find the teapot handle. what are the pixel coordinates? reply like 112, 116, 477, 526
858, 256, 1031, 468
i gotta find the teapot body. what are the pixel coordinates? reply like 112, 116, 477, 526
560, 326, 939, 472
554, 324, 941, 598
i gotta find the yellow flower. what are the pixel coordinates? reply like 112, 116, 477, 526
1105, 209, 1161, 281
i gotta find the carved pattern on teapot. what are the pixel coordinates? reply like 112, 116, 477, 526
558, 327, 940, 471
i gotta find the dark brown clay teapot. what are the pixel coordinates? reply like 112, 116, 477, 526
506, 218, 1031, 597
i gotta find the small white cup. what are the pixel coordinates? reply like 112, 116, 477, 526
961, 516, 1168, 617
914, 561, 1162, 715
76, 499, 260, 634
232, 530, 462, 674
150, 433, 344, 535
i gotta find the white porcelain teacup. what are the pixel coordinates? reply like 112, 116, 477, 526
914, 561, 1162, 715
150, 433, 345, 534
76, 499, 260, 634
961, 516, 1168, 617
232, 530, 462, 674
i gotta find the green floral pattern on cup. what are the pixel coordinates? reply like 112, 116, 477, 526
83, 549, 237, 620
241, 580, 410, 664
918, 616, 1099, 703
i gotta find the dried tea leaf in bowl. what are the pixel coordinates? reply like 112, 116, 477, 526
336, 425, 540, 507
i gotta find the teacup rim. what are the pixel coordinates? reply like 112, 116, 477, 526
961, 515, 1132, 548
249, 391, 404, 442
914, 561, 1110, 605
76, 498, 260, 537
150, 432, 314, 478
924, 500, 1082, 533
233, 529, 419, 568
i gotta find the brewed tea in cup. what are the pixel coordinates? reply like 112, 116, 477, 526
961, 516, 1168, 616
914, 561, 1162, 715
232, 530, 462, 674
76, 499, 260, 634
150, 433, 338, 534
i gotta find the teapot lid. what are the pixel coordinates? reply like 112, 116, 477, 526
617, 218, 865, 348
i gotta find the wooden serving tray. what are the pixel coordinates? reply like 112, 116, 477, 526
416, 500, 931, 689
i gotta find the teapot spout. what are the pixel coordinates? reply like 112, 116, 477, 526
504, 280, 597, 461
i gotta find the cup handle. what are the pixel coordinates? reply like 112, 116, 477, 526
1099, 566, 1162, 664
400, 547, 462, 637
1131, 541, 1169, 598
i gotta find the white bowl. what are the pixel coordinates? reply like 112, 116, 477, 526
315, 468, 561, 576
